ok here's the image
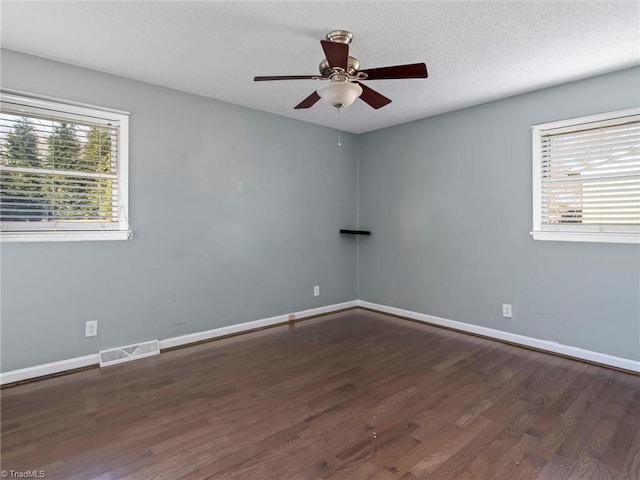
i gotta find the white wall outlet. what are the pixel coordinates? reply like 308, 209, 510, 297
85, 320, 98, 337
313, 285, 320, 297
502, 304, 513, 318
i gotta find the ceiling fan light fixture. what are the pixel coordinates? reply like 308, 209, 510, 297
254, 30, 428, 111
317, 81, 363, 109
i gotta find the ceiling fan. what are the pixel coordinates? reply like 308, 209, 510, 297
254, 30, 428, 110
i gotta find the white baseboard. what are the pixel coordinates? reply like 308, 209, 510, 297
158, 300, 357, 350
3, 299, 636, 385
0, 301, 357, 385
0, 354, 100, 385
357, 300, 640, 373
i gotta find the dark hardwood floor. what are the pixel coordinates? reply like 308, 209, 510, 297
1, 309, 639, 480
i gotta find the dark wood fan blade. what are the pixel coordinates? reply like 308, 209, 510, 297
359, 63, 428, 80
254, 75, 318, 81
294, 91, 321, 109
356, 82, 392, 109
321, 40, 349, 70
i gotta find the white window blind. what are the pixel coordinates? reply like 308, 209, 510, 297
532, 108, 640, 244
0, 91, 130, 242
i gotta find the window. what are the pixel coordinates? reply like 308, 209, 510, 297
531, 108, 640, 244
0, 91, 130, 242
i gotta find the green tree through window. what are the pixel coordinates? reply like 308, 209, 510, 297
0, 117, 46, 220
0, 92, 130, 242
84, 126, 114, 221
1, 118, 117, 223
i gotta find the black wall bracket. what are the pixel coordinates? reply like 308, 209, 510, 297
340, 229, 371, 235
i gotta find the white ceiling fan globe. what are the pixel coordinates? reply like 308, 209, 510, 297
317, 82, 363, 109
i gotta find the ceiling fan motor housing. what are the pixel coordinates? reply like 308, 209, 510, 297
319, 56, 360, 77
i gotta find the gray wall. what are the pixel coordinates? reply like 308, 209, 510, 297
2, 50, 638, 372
358, 67, 640, 361
0, 50, 358, 371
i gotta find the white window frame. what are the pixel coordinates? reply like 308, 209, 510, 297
531, 107, 640, 244
0, 90, 131, 242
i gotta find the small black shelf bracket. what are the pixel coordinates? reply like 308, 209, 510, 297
340, 229, 371, 235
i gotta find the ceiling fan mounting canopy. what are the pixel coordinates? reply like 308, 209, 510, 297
253, 30, 428, 110
325, 30, 353, 45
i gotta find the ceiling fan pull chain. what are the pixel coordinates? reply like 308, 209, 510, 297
337, 107, 342, 147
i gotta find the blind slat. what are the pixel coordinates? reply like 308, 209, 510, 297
0, 165, 117, 180
1, 105, 121, 226
537, 113, 640, 228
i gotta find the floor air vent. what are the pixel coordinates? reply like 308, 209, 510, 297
99, 340, 160, 367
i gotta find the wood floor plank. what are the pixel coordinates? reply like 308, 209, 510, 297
536, 453, 575, 479
555, 372, 623, 461
616, 427, 640, 480
490, 432, 539, 480
1, 310, 638, 480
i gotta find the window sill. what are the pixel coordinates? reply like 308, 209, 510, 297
530, 231, 640, 244
0, 230, 131, 243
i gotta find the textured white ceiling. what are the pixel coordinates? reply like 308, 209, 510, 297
1, 1, 639, 133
